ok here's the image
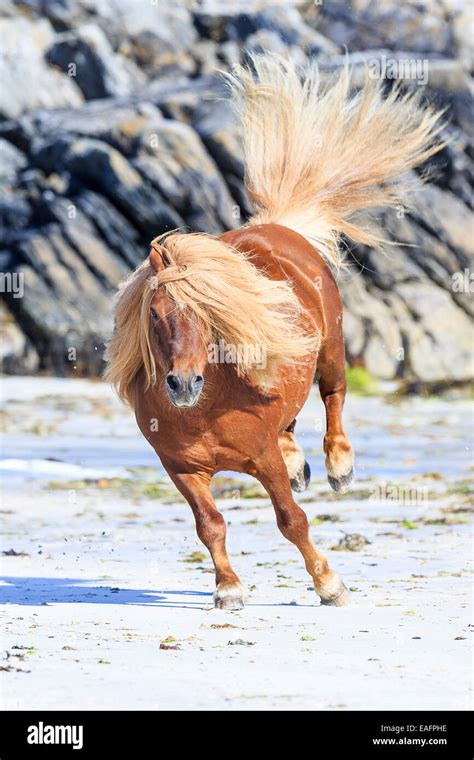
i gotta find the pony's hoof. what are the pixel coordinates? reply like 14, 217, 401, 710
290, 460, 311, 493
213, 583, 246, 610
320, 586, 351, 607
328, 467, 354, 494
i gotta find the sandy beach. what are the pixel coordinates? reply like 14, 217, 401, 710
1, 377, 472, 710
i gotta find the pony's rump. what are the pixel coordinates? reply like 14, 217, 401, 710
104, 232, 319, 407
226, 54, 445, 269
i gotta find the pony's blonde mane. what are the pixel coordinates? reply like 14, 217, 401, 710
104, 232, 318, 407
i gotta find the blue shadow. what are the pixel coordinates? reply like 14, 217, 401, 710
0, 576, 212, 608
0, 576, 319, 608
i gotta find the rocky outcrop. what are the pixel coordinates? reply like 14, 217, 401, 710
0, 0, 472, 384
0, 16, 84, 120
46, 24, 146, 100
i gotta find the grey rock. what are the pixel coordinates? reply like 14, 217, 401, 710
256, 6, 339, 55
0, 0, 16, 17
394, 281, 473, 382
194, 99, 244, 178
415, 184, 473, 265
120, 29, 196, 78
0, 139, 27, 184
192, 39, 222, 77
313, 1, 454, 56
342, 307, 366, 360
377, 199, 473, 318
11, 99, 163, 155
340, 276, 404, 379
0, 301, 39, 374
15, 224, 110, 312
244, 30, 307, 67
102, 0, 196, 46
314, 51, 468, 93
223, 175, 253, 221
148, 76, 222, 125
427, 127, 473, 206
194, 6, 338, 54
133, 117, 239, 233
192, 10, 243, 42
93, 0, 197, 76
12, 0, 86, 29
32, 136, 184, 234
193, 98, 252, 215
0, 190, 32, 243
37, 195, 130, 287
5, 230, 113, 375
76, 190, 143, 268
218, 40, 242, 71
0, 17, 83, 119
424, 59, 469, 91
46, 24, 146, 100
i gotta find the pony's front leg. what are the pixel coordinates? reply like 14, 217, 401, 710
165, 469, 246, 610
256, 448, 350, 606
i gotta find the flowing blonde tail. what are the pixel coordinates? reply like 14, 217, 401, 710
225, 54, 446, 270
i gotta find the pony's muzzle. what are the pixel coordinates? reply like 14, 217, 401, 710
165, 372, 204, 407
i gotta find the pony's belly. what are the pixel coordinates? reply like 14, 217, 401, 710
212, 450, 257, 476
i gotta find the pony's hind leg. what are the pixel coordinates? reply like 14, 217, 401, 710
165, 469, 246, 610
318, 352, 354, 494
279, 420, 311, 493
256, 448, 350, 606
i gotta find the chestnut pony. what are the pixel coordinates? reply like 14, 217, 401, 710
105, 55, 443, 609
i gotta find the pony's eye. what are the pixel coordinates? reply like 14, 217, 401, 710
150, 308, 158, 321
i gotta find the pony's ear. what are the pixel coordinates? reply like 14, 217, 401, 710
149, 241, 167, 273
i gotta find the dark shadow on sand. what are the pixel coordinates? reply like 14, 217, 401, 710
0, 576, 319, 608
0, 576, 212, 608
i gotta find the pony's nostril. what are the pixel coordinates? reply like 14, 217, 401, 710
166, 374, 181, 393
190, 374, 204, 392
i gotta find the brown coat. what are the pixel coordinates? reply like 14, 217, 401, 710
134, 224, 353, 608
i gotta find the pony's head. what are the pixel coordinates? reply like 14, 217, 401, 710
147, 241, 209, 407
104, 232, 318, 409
